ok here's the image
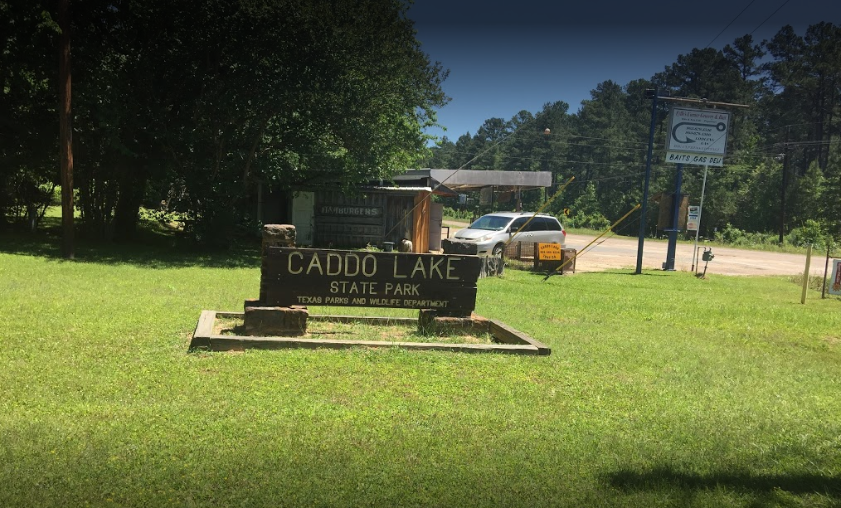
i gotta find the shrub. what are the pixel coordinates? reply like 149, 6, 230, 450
568, 212, 610, 231
443, 207, 473, 221
718, 223, 745, 244
786, 220, 829, 249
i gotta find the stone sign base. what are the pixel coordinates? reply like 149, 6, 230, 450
418, 309, 489, 335
243, 302, 308, 336
189, 310, 550, 355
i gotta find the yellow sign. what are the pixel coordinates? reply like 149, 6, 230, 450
538, 243, 561, 261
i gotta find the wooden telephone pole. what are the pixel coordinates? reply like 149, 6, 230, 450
59, 0, 74, 259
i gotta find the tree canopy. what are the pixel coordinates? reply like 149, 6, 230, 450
1, 0, 448, 243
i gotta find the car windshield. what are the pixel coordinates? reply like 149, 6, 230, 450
469, 215, 512, 231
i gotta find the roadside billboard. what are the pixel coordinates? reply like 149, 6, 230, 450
665, 107, 731, 167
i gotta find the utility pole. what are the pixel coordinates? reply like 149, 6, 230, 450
59, 0, 74, 259
635, 89, 659, 275
778, 127, 790, 245
663, 163, 683, 271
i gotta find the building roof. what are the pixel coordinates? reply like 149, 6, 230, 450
392, 169, 552, 193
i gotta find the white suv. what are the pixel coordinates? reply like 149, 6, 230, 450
454, 212, 566, 256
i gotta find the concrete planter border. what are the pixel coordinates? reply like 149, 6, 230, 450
190, 311, 550, 356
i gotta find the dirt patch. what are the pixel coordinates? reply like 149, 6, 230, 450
214, 315, 493, 344
442, 220, 823, 276
564, 233, 824, 276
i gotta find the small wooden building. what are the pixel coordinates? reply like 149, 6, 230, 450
288, 186, 440, 253
265, 169, 553, 253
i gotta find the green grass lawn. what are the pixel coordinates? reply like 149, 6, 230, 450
1, 228, 840, 507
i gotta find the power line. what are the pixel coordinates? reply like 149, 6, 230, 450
567, 135, 649, 147
750, 0, 791, 35
704, 0, 758, 48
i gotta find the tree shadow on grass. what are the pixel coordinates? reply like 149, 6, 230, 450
0, 225, 261, 269
606, 466, 841, 502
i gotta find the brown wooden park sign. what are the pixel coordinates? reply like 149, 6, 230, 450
190, 224, 549, 355
263, 247, 481, 317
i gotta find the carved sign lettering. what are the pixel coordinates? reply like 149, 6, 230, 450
316, 205, 383, 218
263, 248, 481, 316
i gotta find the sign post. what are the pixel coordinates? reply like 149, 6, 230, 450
663, 107, 731, 271
689, 165, 708, 271
636, 96, 745, 275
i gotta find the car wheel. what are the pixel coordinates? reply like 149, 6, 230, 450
492, 243, 504, 257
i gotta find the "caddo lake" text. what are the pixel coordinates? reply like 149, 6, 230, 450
285, 251, 464, 280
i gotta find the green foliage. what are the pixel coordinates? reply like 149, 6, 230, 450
442, 206, 473, 221
715, 223, 778, 247
821, 143, 841, 239
137, 207, 190, 229
1, 0, 448, 243
0, 168, 56, 231
571, 182, 600, 216
702, 220, 840, 252
565, 211, 610, 231
786, 219, 831, 248
717, 223, 746, 243
0, 0, 61, 230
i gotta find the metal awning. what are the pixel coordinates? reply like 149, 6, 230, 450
392, 169, 552, 193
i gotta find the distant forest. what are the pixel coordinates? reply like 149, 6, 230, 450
422, 23, 841, 244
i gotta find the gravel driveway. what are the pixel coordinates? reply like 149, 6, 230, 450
443, 220, 828, 277
565, 232, 826, 277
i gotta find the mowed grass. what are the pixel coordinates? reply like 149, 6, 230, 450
1, 231, 841, 507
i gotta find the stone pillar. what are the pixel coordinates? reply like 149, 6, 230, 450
418, 310, 489, 335
244, 306, 308, 337
258, 225, 296, 305
244, 224, 308, 337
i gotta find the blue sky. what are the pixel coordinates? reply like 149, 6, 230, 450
410, 0, 840, 144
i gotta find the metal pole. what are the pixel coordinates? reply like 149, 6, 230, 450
691, 165, 709, 271
635, 91, 658, 274
664, 163, 683, 271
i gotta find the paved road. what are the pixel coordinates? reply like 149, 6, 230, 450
443, 220, 826, 276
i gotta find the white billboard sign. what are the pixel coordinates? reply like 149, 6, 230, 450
687, 205, 700, 231
665, 107, 731, 163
